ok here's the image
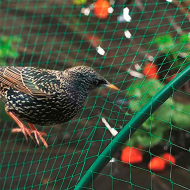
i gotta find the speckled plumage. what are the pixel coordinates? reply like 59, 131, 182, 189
0, 66, 117, 147
0, 66, 109, 125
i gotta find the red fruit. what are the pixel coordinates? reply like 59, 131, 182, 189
94, 0, 110, 19
148, 157, 165, 172
143, 63, 158, 79
162, 153, 176, 165
121, 146, 143, 164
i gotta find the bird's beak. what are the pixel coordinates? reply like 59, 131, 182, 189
106, 82, 120, 91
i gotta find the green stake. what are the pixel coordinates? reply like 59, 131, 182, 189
75, 64, 190, 190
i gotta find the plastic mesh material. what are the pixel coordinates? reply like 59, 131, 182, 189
0, 0, 190, 190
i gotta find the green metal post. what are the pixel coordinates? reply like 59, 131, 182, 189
75, 64, 190, 190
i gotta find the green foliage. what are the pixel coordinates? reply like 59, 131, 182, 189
153, 34, 174, 53
0, 35, 21, 66
73, 0, 87, 5
152, 33, 190, 70
172, 102, 190, 128
126, 79, 190, 148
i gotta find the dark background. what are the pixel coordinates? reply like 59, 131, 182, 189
0, 0, 189, 189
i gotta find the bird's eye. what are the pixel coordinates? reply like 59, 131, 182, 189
92, 80, 99, 86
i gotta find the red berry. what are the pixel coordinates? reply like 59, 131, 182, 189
148, 157, 165, 172
143, 63, 158, 79
121, 146, 143, 164
94, 0, 110, 19
162, 153, 176, 165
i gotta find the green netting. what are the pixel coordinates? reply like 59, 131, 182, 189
0, 0, 190, 190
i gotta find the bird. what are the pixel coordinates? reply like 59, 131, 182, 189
0, 66, 119, 148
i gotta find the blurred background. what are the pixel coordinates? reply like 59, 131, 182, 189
0, 0, 190, 189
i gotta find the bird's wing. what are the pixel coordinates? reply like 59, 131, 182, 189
0, 66, 60, 98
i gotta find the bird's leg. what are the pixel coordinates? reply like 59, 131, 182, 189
7, 111, 33, 141
28, 123, 48, 148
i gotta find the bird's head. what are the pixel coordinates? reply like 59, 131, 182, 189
63, 66, 119, 93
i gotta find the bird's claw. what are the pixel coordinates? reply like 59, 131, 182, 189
12, 126, 33, 141
31, 130, 48, 148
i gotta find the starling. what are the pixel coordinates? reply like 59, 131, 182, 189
0, 66, 119, 148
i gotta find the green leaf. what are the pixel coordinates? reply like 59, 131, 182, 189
172, 102, 190, 129
73, 0, 87, 5
142, 116, 154, 130
6, 49, 19, 58
127, 127, 165, 148
126, 77, 190, 148
0, 35, 21, 59
136, 133, 152, 147
153, 34, 174, 53
0, 36, 9, 42
10, 36, 22, 43
0, 49, 4, 57
127, 130, 151, 147
139, 79, 164, 96
154, 102, 173, 122
129, 100, 141, 112
179, 33, 190, 44
154, 34, 173, 45
126, 78, 175, 148
127, 79, 164, 98
152, 34, 190, 72
127, 80, 143, 98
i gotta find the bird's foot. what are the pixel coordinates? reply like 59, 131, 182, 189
28, 123, 48, 148
12, 126, 33, 142
7, 111, 33, 141
31, 130, 48, 148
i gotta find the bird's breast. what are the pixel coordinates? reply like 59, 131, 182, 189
5, 88, 85, 125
